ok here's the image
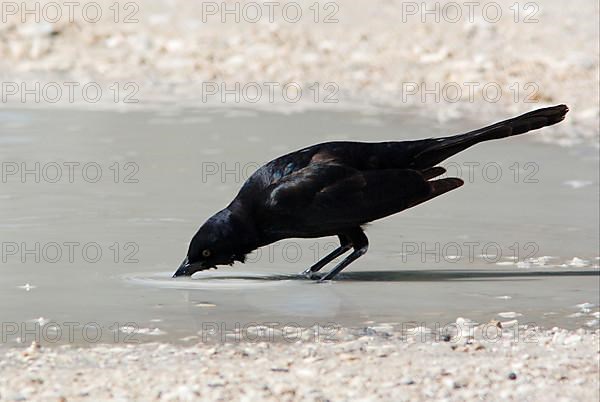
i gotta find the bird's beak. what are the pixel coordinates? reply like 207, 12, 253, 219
172, 257, 192, 278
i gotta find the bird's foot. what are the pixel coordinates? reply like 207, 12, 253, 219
300, 270, 323, 281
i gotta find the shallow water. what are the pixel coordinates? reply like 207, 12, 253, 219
1, 107, 598, 347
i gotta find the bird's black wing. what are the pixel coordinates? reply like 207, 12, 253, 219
248, 105, 570, 183
258, 162, 463, 238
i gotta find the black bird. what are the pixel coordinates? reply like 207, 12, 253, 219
173, 105, 569, 281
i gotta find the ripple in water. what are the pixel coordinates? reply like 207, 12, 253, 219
123, 271, 309, 290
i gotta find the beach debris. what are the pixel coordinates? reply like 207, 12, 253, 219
118, 326, 166, 336
567, 257, 589, 268
500, 320, 519, 328
563, 180, 593, 189
400, 377, 415, 385
575, 302, 595, 309
30, 317, 50, 326
488, 320, 502, 328
498, 312, 523, 319
195, 302, 217, 308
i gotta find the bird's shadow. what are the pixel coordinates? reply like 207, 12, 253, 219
329, 269, 599, 282
195, 269, 600, 283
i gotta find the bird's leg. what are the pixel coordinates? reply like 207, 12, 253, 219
319, 228, 369, 282
301, 235, 351, 276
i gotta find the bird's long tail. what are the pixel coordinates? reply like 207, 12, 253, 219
410, 104, 569, 169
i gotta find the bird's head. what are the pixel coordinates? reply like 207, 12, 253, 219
173, 208, 255, 278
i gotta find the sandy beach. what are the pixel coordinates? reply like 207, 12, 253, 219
1, 0, 598, 146
1, 327, 598, 401
1, 1, 599, 401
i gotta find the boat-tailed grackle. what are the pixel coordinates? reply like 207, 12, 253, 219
173, 105, 568, 281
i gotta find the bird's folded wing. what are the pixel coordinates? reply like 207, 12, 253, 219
264, 163, 463, 229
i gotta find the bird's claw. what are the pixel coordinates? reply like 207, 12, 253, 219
300, 270, 323, 281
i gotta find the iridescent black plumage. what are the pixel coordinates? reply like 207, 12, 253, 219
174, 105, 568, 280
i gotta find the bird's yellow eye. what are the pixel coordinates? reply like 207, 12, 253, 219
202, 249, 211, 257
